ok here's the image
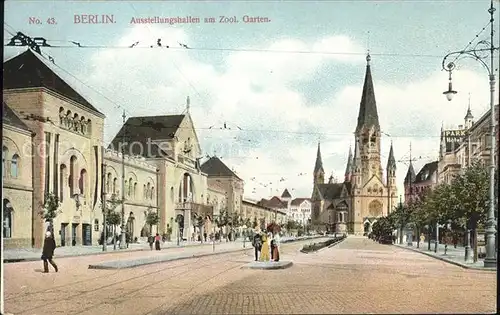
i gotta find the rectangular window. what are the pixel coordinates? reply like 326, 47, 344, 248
53, 134, 59, 195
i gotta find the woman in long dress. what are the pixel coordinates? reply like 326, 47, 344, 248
273, 232, 280, 262
259, 233, 270, 262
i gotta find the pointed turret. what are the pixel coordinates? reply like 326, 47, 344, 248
464, 96, 474, 129
314, 142, 324, 173
439, 123, 446, 160
328, 172, 334, 184
404, 162, 416, 185
355, 53, 380, 133
386, 142, 396, 171
313, 142, 325, 185
344, 146, 353, 182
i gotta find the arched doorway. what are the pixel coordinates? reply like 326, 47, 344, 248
178, 173, 194, 202
364, 222, 370, 234
3, 199, 13, 238
126, 212, 135, 240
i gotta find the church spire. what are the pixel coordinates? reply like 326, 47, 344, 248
314, 141, 324, 174
386, 141, 396, 171
355, 53, 380, 133
344, 145, 353, 182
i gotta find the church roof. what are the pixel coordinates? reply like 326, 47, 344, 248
355, 54, 380, 133
108, 115, 185, 157
2, 101, 30, 132
3, 49, 103, 116
317, 183, 343, 200
281, 189, 292, 198
201, 156, 241, 180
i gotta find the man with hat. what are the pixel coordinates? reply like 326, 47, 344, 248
41, 231, 58, 273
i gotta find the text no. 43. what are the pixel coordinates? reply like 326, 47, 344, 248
29, 17, 57, 25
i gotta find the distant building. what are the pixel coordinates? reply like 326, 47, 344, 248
258, 189, 311, 226
404, 161, 438, 205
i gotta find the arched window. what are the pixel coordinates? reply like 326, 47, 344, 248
143, 184, 147, 199
106, 173, 111, 193
87, 119, 92, 135
69, 156, 77, 195
113, 178, 117, 194
146, 183, 151, 199
2, 146, 8, 177
79, 169, 87, 194
10, 154, 19, 178
151, 186, 155, 200
3, 199, 13, 238
124, 180, 128, 198
60, 164, 67, 202
128, 177, 133, 197
133, 183, 137, 199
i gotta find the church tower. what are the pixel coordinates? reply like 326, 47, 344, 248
311, 142, 325, 224
354, 53, 383, 185
464, 101, 474, 129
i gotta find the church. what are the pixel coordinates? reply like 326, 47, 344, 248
310, 54, 398, 235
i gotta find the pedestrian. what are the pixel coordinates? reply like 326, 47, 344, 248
252, 231, 262, 261
270, 234, 276, 260
259, 233, 270, 262
273, 232, 281, 262
148, 234, 154, 250
154, 233, 161, 250
41, 231, 58, 273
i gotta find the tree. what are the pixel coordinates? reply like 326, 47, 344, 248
286, 220, 298, 231
252, 216, 258, 229
40, 192, 61, 232
145, 207, 160, 235
103, 195, 122, 248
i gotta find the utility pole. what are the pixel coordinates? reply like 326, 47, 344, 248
102, 160, 107, 252
119, 110, 127, 249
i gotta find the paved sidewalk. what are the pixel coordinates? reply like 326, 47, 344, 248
3, 235, 319, 262
394, 241, 496, 271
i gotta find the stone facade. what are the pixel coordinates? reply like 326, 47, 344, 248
437, 104, 499, 185
102, 149, 158, 241
2, 103, 34, 248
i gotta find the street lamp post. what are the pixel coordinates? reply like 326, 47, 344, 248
119, 110, 127, 249
441, 0, 498, 268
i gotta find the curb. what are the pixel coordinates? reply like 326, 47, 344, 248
241, 261, 293, 270
300, 237, 346, 254
394, 244, 496, 272
88, 236, 325, 270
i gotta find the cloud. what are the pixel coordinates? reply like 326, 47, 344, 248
77, 25, 498, 201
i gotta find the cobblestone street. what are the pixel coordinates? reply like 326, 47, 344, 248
4, 236, 497, 315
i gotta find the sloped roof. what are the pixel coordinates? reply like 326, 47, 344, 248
201, 156, 241, 180
258, 196, 287, 209
108, 115, 185, 158
317, 183, 344, 200
291, 198, 310, 206
2, 101, 30, 132
281, 189, 292, 198
404, 163, 416, 185
3, 49, 103, 115
415, 161, 438, 184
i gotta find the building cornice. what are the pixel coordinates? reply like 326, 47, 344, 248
3, 123, 32, 136
3, 182, 33, 192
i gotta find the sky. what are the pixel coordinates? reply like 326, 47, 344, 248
4, 0, 500, 202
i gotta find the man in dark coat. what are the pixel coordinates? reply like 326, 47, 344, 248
42, 231, 58, 273
252, 232, 262, 261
